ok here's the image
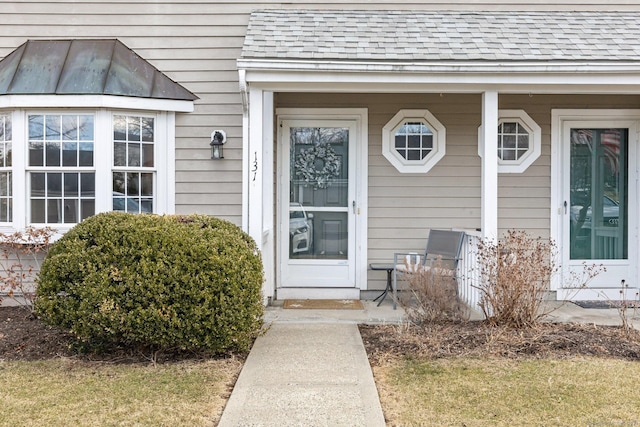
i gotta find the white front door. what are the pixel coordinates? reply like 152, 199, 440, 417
557, 115, 638, 299
279, 119, 358, 288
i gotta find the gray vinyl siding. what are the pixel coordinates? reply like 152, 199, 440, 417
1, 1, 639, 226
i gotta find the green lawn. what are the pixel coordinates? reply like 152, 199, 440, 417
0, 358, 242, 427
375, 357, 640, 426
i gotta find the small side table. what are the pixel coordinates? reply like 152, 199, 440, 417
369, 263, 395, 309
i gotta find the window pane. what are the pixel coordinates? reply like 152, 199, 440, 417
45, 115, 60, 140
81, 173, 95, 197
141, 117, 154, 142
395, 135, 405, 149
114, 142, 126, 166
29, 141, 44, 166
79, 142, 93, 166
142, 143, 154, 167
113, 196, 125, 212
45, 141, 61, 166
113, 171, 125, 194
31, 200, 45, 223
570, 128, 628, 260
64, 173, 78, 197
502, 122, 517, 133
128, 143, 141, 166
140, 199, 153, 213
128, 117, 140, 141
4, 115, 11, 140
423, 135, 433, 150
518, 135, 529, 150
0, 199, 9, 222
503, 135, 516, 149
31, 173, 45, 196
63, 141, 78, 166
81, 199, 95, 220
28, 115, 44, 140
114, 115, 126, 141
407, 135, 421, 148
0, 172, 9, 196
79, 115, 93, 140
141, 173, 153, 196
407, 150, 421, 161
47, 200, 61, 223
64, 199, 78, 224
127, 173, 139, 196
502, 149, 516, 161
5, 142, 11, 167
62, 116, 77, 141
47, 173, 62, 197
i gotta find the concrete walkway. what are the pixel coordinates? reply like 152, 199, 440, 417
217, 321, 386, 427
217, 299, 640, 426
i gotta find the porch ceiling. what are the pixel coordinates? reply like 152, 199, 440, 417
239, 10, 640, 94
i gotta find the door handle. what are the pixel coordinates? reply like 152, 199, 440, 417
564, 201, 567, 214
352, 200, 356, 214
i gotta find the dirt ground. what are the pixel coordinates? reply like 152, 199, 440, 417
0, 306, 241, 363
360, 321, 640, 366
0, 306, 74, 361
3, 305, 640, 363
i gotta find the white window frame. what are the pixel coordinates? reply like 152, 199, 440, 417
478, 109, 541, 174
0, 104, 176, 234
382, 109, 446, 174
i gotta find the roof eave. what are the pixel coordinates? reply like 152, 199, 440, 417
238, 59, 640, 95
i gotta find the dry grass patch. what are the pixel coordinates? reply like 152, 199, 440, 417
361, 322, 640, 426
0, 358, 242, 427
373, 357, 640, 426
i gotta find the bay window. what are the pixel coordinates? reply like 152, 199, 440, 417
0, 109, 172, 231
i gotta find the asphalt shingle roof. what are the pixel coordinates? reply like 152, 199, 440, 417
241, 10, 640, 62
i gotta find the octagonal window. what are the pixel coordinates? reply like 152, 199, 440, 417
478, 110, 541, 173
383, 110, 446, 173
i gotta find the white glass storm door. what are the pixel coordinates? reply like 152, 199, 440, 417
563, 121, 637, 291
279, 120, 357, 288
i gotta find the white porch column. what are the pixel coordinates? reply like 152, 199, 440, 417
245, 87, 275, 303
480, 91, 499, 240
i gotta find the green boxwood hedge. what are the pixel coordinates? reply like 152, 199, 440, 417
35, 212, 264, 354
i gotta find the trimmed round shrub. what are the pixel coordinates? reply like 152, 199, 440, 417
35, 212, 264, 354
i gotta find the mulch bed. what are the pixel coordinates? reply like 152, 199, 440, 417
0, 306, 74, 361
0, 306, 242, 363
4, 305, 640, 364
360, 321, 640, 365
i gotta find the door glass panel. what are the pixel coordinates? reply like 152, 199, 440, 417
289, 127, 348, 260
570, 128, 628, 260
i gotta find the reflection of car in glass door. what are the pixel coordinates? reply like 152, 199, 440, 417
570, 193, 619, 238
289, 202, 313, 255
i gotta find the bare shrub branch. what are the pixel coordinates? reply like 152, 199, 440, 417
397, 257, 468, 325
475, 230, 603, 328
0, 226, 55, 312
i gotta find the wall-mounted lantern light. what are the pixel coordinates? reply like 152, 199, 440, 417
210, 130, 226, 159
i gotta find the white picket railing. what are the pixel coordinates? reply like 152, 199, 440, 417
456, 230, 484, 314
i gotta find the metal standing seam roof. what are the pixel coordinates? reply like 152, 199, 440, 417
241, 10, 640, 62
0, 39, 198, 100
